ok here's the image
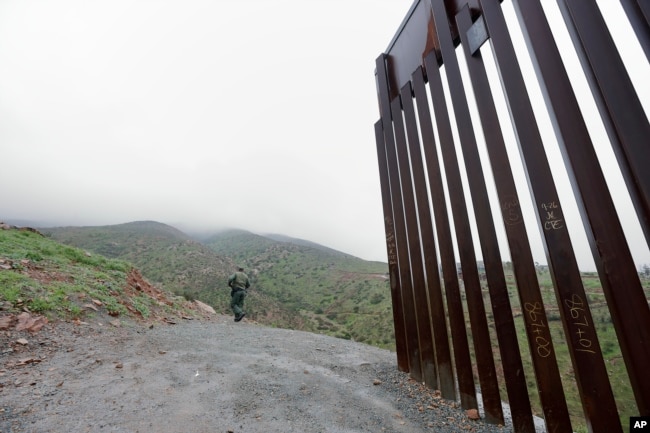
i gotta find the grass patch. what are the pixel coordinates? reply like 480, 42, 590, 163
0, 227, 193, 323
0, 272, 30, 302
131, 295, 151, 318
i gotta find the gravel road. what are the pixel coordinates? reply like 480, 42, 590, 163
1, 315, 522, 433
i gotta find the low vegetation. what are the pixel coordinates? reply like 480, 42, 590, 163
0, 226, 198, 324
42, 222, 395, 349
8, 220, 647, 430
478, 268, 650, 431
203, 230, 394, 347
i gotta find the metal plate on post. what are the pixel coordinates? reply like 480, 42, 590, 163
467, 15, 488, 55
385, 0, 438, 100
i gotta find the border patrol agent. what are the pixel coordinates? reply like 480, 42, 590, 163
228, 267, 250, 322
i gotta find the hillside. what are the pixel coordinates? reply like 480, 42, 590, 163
41, 222, 396, 349
40, 221, 232, 306
204, 229, 393, 348
0, 223, 207, 326
6, 221, 642, 430
1, 223, 509, 433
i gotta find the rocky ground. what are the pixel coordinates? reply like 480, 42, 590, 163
0, 312, 526, 433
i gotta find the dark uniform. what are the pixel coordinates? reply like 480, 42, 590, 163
228, 268, 250, 322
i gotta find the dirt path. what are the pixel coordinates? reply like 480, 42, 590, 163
1, 316, 514, 433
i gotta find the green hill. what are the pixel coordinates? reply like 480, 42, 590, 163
41, 222, 396, 349
204, 230, 393, 347
40, 221, 235, 310
7, 220, 644, 429
0, 224, 200, 324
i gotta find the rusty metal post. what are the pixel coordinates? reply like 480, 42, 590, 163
455, 6, 572, 432
391, 94, 439, 390
423, 49, 504, 426
374, 120, 409, 373
552, 0, 650, 415
619, 0, 650, 60
428, 1, 533, 430
479, 0, 622, 430
556, 0, 650, 249
376, 54, 424, 382
400, 81, 457, 400
411, 66, 478, 411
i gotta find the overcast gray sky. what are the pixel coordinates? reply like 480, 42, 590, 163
0, 0, 414, 261
1, 0, 648, 269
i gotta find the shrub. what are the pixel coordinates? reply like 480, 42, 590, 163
25, 252, 43, 262
27, 297, 55, 313
0, 273, 29, 302
132, 296, 151, 318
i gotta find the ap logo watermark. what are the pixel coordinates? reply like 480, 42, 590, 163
631, 417, 650, 431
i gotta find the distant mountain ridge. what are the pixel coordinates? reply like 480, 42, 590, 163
261, 233, 353, 258
42, 221, 395, 349
41, 221, 234, 309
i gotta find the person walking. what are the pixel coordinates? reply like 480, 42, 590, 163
228, 267, 250, 322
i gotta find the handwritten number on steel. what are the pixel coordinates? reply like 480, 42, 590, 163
565, 294, 596, 354
501, 197, 522, 226
541, 201, 564, 230
385, 217, 398, 265
524, 302, 552, 358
